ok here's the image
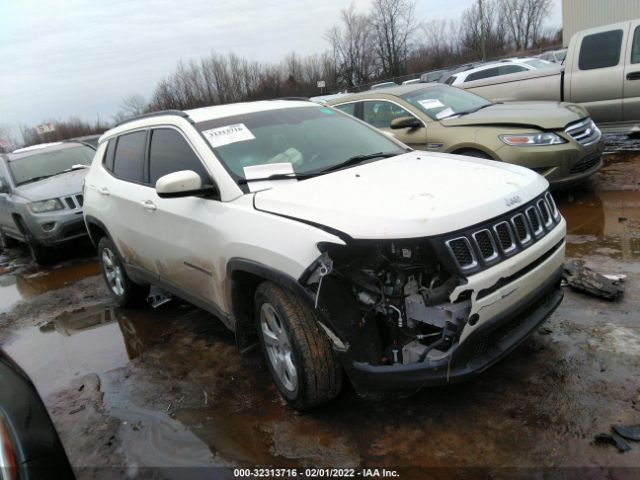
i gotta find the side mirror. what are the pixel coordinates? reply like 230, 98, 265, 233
155, 170, 217, 199
390, 116, 423, 130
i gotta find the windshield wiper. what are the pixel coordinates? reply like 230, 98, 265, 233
237, 172, 319, 185
18, 174, 55, 185
319, 151, 401, 174
441, 103, 493, 119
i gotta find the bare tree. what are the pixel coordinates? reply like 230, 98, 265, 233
325, 4, 376, 89
499, 0, 552, 50
119, 94, 147, 118
370, 0, 417, 78
458, 0, 507, 59
0, 124, 19, 153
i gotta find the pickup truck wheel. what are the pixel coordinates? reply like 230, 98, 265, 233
98, 237, 149, 307
255, 281, 342, 410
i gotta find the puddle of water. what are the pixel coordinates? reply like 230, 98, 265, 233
0, 258, 100, 312
556, 189, 640, 260
3, 303, 168, 396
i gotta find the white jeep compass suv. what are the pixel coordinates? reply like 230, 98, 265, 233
83, 100, 566, 410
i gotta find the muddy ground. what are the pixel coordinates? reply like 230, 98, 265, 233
1, 140, 640, 479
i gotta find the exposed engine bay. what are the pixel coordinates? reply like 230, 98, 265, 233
304, 241, 472, 366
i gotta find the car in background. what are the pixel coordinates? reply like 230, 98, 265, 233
370, 81, 398, 90
420, 69, 448, 83
445, 57, 557, 86
401, 78, 422, 85
0, 348, 75, 479
328, 83, 604, 189
309, 93, 351, 105
70, 134, 101, 148
537, 48, 567, 63
84, 99, 566, 409
0, 141, 95, 264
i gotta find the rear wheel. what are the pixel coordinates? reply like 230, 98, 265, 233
98, 236, 149, 307
255, 281, 342, 410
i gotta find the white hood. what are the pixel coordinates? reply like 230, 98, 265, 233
254, 151, 548, 239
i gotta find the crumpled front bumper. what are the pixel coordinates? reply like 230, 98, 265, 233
340, 255, 564, 395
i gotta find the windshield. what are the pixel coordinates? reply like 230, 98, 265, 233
402, 85, 492, 120
556, 50, 567, 61
196, 106, 406, 182
523, 59, 556, 69
9, 144, 95, 185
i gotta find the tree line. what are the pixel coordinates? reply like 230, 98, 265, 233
8, 0, 557, 149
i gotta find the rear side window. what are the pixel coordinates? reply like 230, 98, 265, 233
579, 30, 623, 70
334, 103, 356, 116
113, 131, 147, 183
148, 129, 209, 185
466, 67, 500, 82
103, 140, 115, 172
632, 26, 640, 64
499, 65, 528, 74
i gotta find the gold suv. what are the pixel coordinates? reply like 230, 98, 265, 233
327, 84, 604, 189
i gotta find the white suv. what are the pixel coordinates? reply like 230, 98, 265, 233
83, 100, 566, 410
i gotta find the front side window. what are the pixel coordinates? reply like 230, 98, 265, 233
402, 84, 492, 120
196, 106, 405, 182
631, 26, 640, 64
149, 129, 209, 185
362, 101, 414, 128
579, 30, 623, 70
9, 144, 95, 186
113, 131, 147, 183
103, 140, 116, 172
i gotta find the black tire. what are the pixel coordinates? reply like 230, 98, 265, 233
98, 236, 149, 307
0, 228, 18, 251
16, 220, 54, 265
255, 281, 342, 410
456, 149, 494, 160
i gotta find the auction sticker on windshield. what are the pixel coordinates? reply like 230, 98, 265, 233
418, 99, 444, 110
202, 123, 255, 148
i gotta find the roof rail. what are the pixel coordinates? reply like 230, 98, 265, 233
115, 109, 192, 128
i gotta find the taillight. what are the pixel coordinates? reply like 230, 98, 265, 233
0, 417, 17, 480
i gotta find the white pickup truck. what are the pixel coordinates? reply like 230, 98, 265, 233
458, 20, 640, 134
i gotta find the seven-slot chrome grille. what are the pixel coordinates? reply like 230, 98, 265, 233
443, 191, 561, 275
565, 118, 601, 147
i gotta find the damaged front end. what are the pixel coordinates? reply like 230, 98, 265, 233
301, 239, 471, 369
300, 221, 564, 394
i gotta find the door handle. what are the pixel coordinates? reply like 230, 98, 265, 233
98, 187, 110, 196
141, 200, 157, 211
626, 71, 640, 80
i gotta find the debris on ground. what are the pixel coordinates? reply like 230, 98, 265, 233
69, 405, 86, 415
594, 432, 631, 453
563, 260, 625, 300
613, 424, 640, 442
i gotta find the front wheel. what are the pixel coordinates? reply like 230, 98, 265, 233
255, 281, 342, 410
98, 237, 149, 307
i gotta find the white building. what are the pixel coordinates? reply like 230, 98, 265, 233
562, 0, 640, 45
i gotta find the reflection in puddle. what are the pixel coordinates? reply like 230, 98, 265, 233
4, 303, 169, 396
556, 190, 640, 260
0, 258, 100, 312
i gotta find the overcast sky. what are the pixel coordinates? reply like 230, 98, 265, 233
0, 0, 561, 131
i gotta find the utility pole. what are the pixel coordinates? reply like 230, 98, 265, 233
479, 0, 486, 61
